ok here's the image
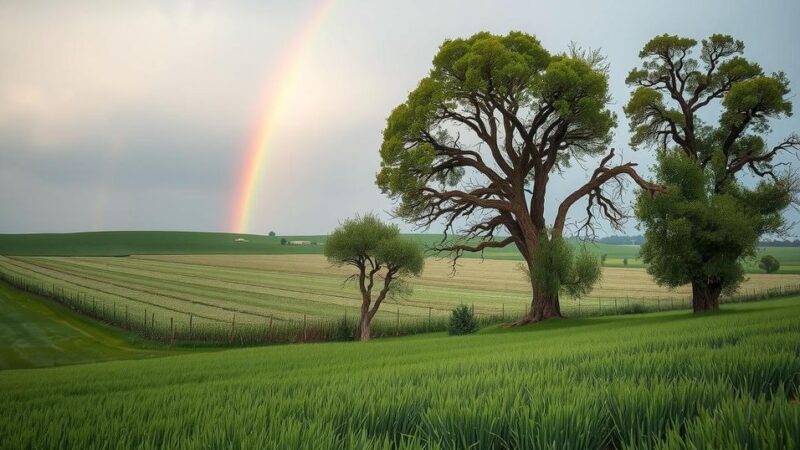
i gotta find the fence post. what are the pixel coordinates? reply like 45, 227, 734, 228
396, 307, 400, 336
428, 307, 432, 331
501, 303, 505, 320
229, 314, 236, 345
578, 299, 581, 315
189, 314, 193, 340
598, 297, 602, 314
151, 312, 155, 335
657, 298, 661, 311
614, 297, 618, 313
303, 314, 307, 342
144, 308, 147, 330
113, 303, 116, 322
170, 317, 174, 344
268, 315, 273, 340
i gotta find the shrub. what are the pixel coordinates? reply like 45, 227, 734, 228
280, 238, 287, 245
268, 231, 276, 237
448, 304, 478, 335
623, 257, 628, 266
334, 318, 354, 341
758, 255, 780, 273
600, 254, 608, 266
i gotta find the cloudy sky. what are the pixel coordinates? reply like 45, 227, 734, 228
1, 0, 799, 235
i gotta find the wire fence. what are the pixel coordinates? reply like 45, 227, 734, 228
2, 268, 799, 346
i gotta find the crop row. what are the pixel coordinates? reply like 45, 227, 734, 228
2, 255, 800, 345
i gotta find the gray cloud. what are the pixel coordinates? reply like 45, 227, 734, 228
1, 0, 799, 235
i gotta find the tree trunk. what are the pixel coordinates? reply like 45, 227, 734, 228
512, 286, 562, 325
691, 279, 722, 312
359, 315, 371, 341
359, 296, 371, 341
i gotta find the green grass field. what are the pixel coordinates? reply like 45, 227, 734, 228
1, 294, 798, 448
2, 231, 798, 273
0, 282, 184, 370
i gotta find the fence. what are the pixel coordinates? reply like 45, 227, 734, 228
1, 268, 799, 346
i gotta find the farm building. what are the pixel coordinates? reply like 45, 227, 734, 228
288, 240, 313, 245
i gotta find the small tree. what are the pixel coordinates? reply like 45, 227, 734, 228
324, 215, 424, 341
268, 231, 276, 237
623, 257, 628, 266
600, 254, 608, 266
280, 238, 287, 245
448, 304, 479, 335
759, 255, 780, 273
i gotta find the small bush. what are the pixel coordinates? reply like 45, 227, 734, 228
617, 303, 648, 315
758, 255, 780, 273
334, 318, 354, 341
623, 257, 628, 266
448, 304, 478, 335
280, 238, 287, 245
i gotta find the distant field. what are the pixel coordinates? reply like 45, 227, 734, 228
2, 254, 798, 336
1, 231, 797, 273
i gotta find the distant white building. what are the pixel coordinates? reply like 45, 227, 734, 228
234, 238, 248, 242
288, 240, 312, 245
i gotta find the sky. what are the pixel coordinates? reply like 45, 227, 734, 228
1, 0, 799, 236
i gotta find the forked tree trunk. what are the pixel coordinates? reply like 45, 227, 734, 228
691, 279, 722, 312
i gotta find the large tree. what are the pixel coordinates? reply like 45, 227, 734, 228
626, 34, 798, 312
376, 31, 662, 323
324, 215, 424, 341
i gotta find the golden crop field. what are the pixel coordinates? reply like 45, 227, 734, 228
2, 254, 798, 330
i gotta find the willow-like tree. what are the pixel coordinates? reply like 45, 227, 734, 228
626, 34, 798, 312
377, 32, 662, 323
324, 215, 424, 340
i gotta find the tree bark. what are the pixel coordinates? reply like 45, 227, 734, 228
512, 284, 562, 325
359, 314, 371, 341
359, 293, 372, 341
691, 279, 722, 312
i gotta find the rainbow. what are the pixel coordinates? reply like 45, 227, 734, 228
229, 0, 334, 233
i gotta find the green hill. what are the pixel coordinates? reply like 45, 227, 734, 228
0, 282, 184, 369
0, 231, 325, 256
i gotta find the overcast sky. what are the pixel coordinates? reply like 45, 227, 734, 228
1, 0, 799, 236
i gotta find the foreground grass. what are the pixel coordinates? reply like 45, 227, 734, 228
1, 298, 798, 449
0, 283, 187, 370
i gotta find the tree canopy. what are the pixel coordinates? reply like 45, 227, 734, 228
377, 31, 661, 322
626, 34, 797, 311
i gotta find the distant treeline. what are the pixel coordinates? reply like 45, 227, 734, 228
596, 235, 800, 247
596, 236, 646, 245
